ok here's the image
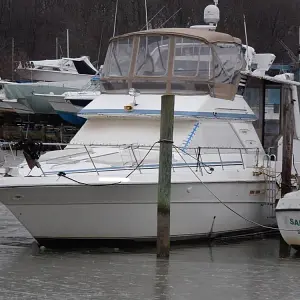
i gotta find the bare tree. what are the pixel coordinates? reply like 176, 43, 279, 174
0, 0, 300, 78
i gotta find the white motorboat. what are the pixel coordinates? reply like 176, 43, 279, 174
2, 56, 99, 115
15, 56, 98, 82
0, 2, 281, 248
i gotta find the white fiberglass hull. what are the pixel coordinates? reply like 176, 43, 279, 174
0, 175, 275, 248
2, 99, 35, 114
276, 191, 300, 250
16, 69, 91, 82
0, 101, 16, 113
3, 79, 91, 114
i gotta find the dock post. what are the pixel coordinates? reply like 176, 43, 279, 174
279, 84, 294, 257
157, 94, 175, 258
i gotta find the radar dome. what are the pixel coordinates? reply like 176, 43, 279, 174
204, 4, 220, 25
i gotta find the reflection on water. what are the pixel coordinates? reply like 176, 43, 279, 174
1, 204, 300, 300
155, 259, 170, 300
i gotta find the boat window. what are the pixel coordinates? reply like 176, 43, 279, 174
135, 35, 170, 76
103, 37, 134, 77
173, 37, 213, 79
36, 66, 61, 71
213, 43, 243, 84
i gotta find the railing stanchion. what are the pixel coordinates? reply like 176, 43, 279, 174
84, 145, 99, 175
217, 148, 224, 170
239, 148, 245, 169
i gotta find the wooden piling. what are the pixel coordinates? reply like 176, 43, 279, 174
279, 84, 294, 257
157, 94, 175, 258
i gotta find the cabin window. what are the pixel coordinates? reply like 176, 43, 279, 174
213, 43, 243, 84
103, 37, 134, 77
173, 37, 213, 79
37, 66, 61, 71
135, 35, 170, 76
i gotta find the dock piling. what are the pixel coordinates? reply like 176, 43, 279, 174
157, 94, 175, 258
279, 84, 294, 257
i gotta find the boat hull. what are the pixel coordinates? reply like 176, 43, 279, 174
3, 79, 90, 114
276, 209, 300, 250
276, 192, 300, 250
57, 111, 86, 126
2, 99, 35, 114
16, 69, 91, 82
0, 180, 275, 248
48, 95, 80, 114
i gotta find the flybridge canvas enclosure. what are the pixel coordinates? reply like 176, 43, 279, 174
101, 28, 243, 100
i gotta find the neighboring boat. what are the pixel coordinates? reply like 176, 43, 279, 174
1, 99, 35, 114
0, 1, 281, 249
3, 78, 92, 114
274, 81, 300, 250
33, 75, 102, 125
1, 56, 99, 116
0, 82, 16, 113
15, 56, 98, 82
276, 191, 300, 250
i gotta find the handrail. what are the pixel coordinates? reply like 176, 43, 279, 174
0, 141, 261, 151
0, 140, 263, 177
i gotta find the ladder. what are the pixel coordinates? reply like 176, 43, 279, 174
263, 154, 277, 219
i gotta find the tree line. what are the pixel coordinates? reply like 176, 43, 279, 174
0, 0, 299, 78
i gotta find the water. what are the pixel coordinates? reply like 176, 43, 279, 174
0, 204, 300, 300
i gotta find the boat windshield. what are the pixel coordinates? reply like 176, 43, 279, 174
102, 32, 243, 99
135, 35, 170, 77
104, 37, 134, 77
213, 43, 244, 84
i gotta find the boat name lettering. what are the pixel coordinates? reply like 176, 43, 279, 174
290, 218, 300, 226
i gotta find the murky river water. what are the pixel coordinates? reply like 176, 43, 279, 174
0, 204, 300, 300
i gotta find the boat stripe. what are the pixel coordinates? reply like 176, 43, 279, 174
43, 161, 244, 175
79, 109, 257, 120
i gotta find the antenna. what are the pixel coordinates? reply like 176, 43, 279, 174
55, 37, 59, 59
96, 26, 104, 70
277, 38, 297, 64
158, 8, 182, 28
11, 37, 14, 81
141, 5, 166, 30
144, 0, 149, 30
140, 6, 166, 30
113, 0, 119, 37
66, 29, 70, 58
243, 14, 249, 71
